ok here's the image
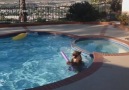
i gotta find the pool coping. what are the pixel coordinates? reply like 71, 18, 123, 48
71, 35, 129, 56
1, 30, 129, 90
0, 21, 110, 28
0, 21, 128, 32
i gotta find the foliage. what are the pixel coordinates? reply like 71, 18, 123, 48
0, 16, 19, 23
99, 11, 107, 19
0, 15, 5, 20
98, 11, 109, 22
110, 0, 121, 12
91, 0, 99, 3
36, 17, 46, 22
117, 13, 129, 25
91, 0, 112, 4
66, 1, 100, 22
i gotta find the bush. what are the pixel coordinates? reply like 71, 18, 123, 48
98, 11, 109, 21
66, 1, 100, 22
36, 17, 46, 22
0, 15, 5, 20
117, 13, 129, 25
110, 0, 121, 12
99, 12, 107, 19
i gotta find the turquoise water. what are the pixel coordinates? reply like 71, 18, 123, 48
0, 33, 92, 90
76, 39, 129, 54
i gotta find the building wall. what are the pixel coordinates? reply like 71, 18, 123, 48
122, 0, 129, 14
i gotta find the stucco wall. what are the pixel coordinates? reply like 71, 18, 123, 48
122, 0, 129, 14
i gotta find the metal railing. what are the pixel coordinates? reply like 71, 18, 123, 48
0, 1, 71, 23
0, 1, 113, 23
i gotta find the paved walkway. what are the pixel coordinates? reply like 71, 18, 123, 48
0, 24, 129, 90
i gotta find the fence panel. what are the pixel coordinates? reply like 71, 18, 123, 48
0, 1, 70, 23
0, 0, 112, 23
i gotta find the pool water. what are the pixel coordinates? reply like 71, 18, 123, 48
0, 33, 92, 90
76, 39, 129, 54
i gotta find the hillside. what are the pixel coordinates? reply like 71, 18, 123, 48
0, 0, 90, 3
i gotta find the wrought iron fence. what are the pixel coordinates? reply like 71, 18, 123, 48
0, 1, 112, 23
0, 2, 70, 23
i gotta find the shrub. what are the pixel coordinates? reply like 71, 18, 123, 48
0, 15, 5, 20
36, 17, 46, 22
66, 1, 100, 22
110, 0, 122, 12
117, 13, 129, 25
99, 12, 107, 19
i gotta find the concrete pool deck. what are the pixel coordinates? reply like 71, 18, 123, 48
0, 23, 129, 90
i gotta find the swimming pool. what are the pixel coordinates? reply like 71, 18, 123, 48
0, 32, 92, 90
75, 38, 129, 54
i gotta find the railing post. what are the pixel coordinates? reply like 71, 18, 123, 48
19, 0, 27, 22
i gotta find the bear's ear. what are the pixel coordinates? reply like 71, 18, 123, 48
76, 51, 81, 55
78, 51, 81, 55
73, 50, 81, 55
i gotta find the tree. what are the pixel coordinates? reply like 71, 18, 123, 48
19, 0, 27, 22
91, 0, 99, 4
110, 0, 122, 12
66, 1, 100, 22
